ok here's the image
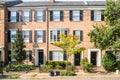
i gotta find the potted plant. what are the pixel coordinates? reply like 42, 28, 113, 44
49, 69, 54, 76
56, 71, 60, 76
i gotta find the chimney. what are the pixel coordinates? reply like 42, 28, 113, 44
50, 0, 55, 3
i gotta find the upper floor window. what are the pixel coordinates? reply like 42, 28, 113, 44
50, 28, 68, 42
70, 10, 83, 21
73, 30, 83, 41
35, 10, 45, 22
34, 30, 46, 43
9, 30, 16, 43
10, 11, 18, 22
22, 11, 31, 22
50, 10, 63, 21
91, 10, 104, 21
22, 30, 32, 43
49, 51, 66, 61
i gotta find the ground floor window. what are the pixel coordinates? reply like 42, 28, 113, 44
49, 51, 66, 61
25, 50, 32, 61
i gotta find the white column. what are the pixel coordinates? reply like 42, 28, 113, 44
35, 49, 38, 66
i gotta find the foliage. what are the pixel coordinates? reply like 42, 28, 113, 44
102, 52, 117, 71
116, 61, 120, 70
54, 34, 85, 71
39, 64, 51, 73
60, 71, 75, 76
4, 64, 36, 71
45, 61, 71, 69
0, 74, 20, 79
80, 58, 93, 72
11, 29, 26, 63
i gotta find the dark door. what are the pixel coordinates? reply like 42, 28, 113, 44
91, 52, 97, 66
74, 53, 81, 66
38, 50, 44, 65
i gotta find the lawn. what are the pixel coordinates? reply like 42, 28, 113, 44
0, 74, 20, 79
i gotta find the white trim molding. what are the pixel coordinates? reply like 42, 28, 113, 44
88, 48, 101, 66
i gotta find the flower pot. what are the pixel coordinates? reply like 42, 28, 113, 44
56, 71, 60, 76
49, 72, 54, 76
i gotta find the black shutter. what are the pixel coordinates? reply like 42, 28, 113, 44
17, 12, 19, 22
91, 10, 94, 21
8, 30, 11, 43
73, 30, 75, 36
8, 11, 11, 22
43, 11, 46, 21
80, 30, 83, 41
8, 50, 11, 62
80, 10, 83, 21
29, 11, 32, 22
60, 11, 63, 21
50, 11, 53, 21
34, 10, 37, 22
49, 51, 52, 60
64, 54, 66, 60
43, 30, 46, 43
101, 10, 104, 21
69, 10, 73, 21
29, 51, 32, 61
29, 31, 32, 43
34, 30, 37, 43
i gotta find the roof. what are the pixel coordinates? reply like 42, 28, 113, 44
6, 1, 106, 7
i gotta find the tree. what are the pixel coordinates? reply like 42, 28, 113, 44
54, 34, 85, 71
11, 29, 26, 63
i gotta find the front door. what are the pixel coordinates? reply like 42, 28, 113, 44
91, 52, 97, 66
74, 53, 81, 66
38, 50, 44, 65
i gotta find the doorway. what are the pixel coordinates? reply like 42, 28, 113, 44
38, 49, 44, 65
74, 53, 81, 66
90, 52, 97, 66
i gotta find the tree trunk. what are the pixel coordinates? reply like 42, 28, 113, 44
66, 53, 69, 72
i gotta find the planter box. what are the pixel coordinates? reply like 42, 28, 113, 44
56, 71, 60, 76
49, 72, 54, 76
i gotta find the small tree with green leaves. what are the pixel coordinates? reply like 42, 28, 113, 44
54, 34, 85, 71
11, 29, 26, 63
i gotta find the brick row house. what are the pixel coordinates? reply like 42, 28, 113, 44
0, 0, 105, 67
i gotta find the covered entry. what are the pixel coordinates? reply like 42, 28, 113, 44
74, 52, 83, 66
35, 49, 44, 66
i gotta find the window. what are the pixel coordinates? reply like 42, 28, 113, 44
10, 30, 16, 42
10, 11, 18, 22
9, 50, 16, 62
73, 30, 83, 41
91, 10, 104, 21
50, 28, 68, 42
49, 51, 65, 61
70, 10, 83, 21
34, 30, 45, 43
22, 11, 31, 22
22, 30, 32, 43
35, 10, 45, 22
25, 51, 32, 61
50, 11, 63, 21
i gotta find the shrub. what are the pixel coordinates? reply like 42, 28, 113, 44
40, 64, 51, 72
116, 61, 120, 70
4, 64, 36, 71
102, 52, 117, 71
60, 71, 75, 76
80, 58, 93, 72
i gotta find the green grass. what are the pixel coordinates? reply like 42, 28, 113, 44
0, 74, 20, 79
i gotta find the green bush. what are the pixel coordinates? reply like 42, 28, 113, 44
40, 64, 51, 72
4, 64, 36, 71
80, 58, 93, 72
102, 52, 117, 71
60, 71, 75, 76
45, 61, 71, 69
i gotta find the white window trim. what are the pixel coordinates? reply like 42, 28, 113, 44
35, 10, 44, 22
10, 11, 17, 22
36, 30, 44, 43
22, 30, 30, 43
51, 51, 64, 61
94, 10, 102, 21
53, 11, 60, 21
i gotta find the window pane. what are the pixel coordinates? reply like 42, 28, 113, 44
36, 11, 44, 21
36, 30, 43, 43
23, 31, 30, 43
94, 10, 101, 21
53, 11, 60, 21
10, 11, 17, 22
22, 11, 30, 22
11, 30, 16, 42
52, 51, 63, 61
72, 11, 80, 21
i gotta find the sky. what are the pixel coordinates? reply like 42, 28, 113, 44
22, 0, 105, 2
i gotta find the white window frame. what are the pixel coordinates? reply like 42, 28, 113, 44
50, 28, 68, 42
22, 11, 30, 22
10, 30, 16, 42
53, 11, 60, 21
72, 10, 80, 21
74, 30, 81, 41
94, 10, 101, 21
22, 30, 30, 43
36, 30, 44, 43
10, 11, 17, 22
25, 51, 32, 61
52, 51, 63, 61
35, 10, 44, 22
